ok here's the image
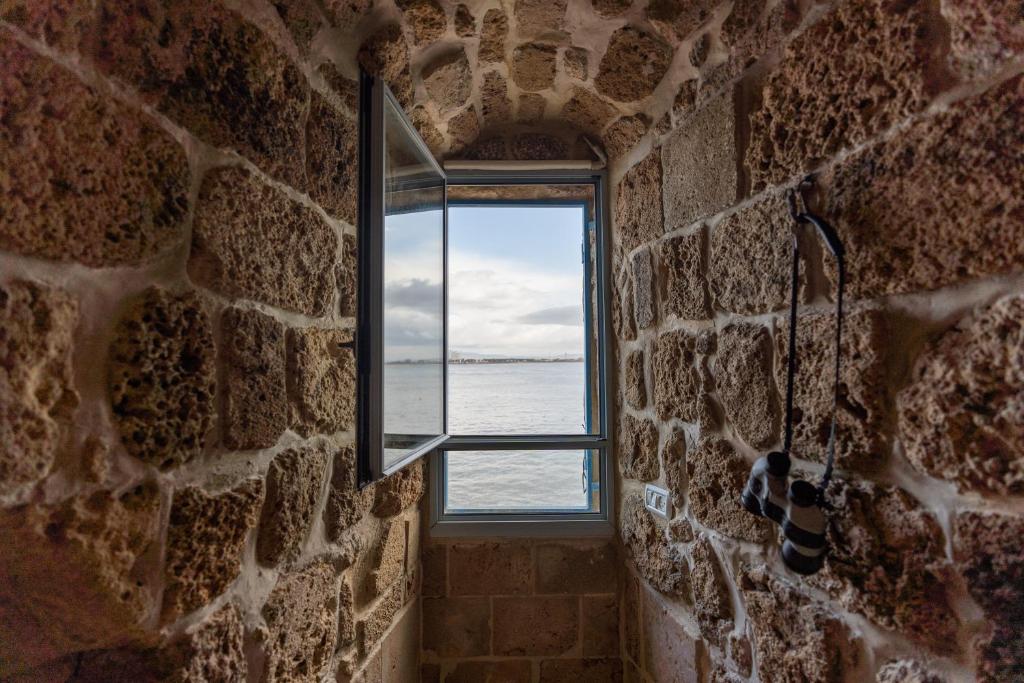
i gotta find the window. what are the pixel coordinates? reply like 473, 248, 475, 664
358, 75, 612, 535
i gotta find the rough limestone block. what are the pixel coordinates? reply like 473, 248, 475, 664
272, 0, 323, 56
813, 480, 956, 652
563, 46, 588, 80
641, 585, 703, 683
741, 567, 858, 683
324, 446, 373, 540
396, 0, 446, 44
514, 0, 567, 38
646, 0, 718, 43
337, 578, 356, 649
660, 229, 711, 320
899, 294, 1024, 496
582, 595, 619, 657
447, 542, 531, 596
421, 597, 490, 657
373, 460, 425, 517
454, 4, 475, 36
91, 1, 308, 187
326, 0, 373, 29
409, 106, 444, 157
481, 71, 513, 126
715, 323, 779, 449
0, 0, 93, 48
536, 543, 617, 595
631, 246, 657, 329
257, 446, 330, 567
691, 536, 733, 646
619, 414, 660, 481
595, 26, 672, 102
604, 114, 650, 159
109, 287, 216, 470
511, 43, 558, 92
287, 326, 356, 436
493, 596, 578, 656
776, 305, 891, 473
479, 8, 508, 64
943, 0, 1024, 78
652, 329, 711, 425
358, 24, 413, 108
0, 281, 78, 496
619, 494, 688, 597
747, 0, 951, 189
663, 90, 739, 229
0, 484, 161, 672
163, 480, 264, 621
370, 520, 407, 596
624, 349, 646, 409
708, 193, 793, 315
221, 307, 287, 451
447, 106, 480, 152
615, 150, 663, 255
306, 93, 358, 225
714, 0, 802, 92
518, 93, 546, 122
613, 274, 637, 341
0, 38, 189, 267
561, 86, 618, 137
662, 428, 688, 510
687, 438, 770, 542
821, 75, 1024, 301
191, 167, 337, 318
422, 50, 472, 114
73, 604, 247, 682
262, 559, 339, 683
359, 585, 403, 654
875, 660, 945, 683
510, 133, 567, 160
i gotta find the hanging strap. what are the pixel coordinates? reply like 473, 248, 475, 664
783, 183, 846, 500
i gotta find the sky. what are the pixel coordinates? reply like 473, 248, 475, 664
383, 204, 587, 360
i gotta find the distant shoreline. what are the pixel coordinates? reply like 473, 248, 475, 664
387, 358, 584, 365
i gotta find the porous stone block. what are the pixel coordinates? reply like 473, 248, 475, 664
646, 0, 718, 43
221, 307, 287, 451
540, 659, 624, 682
660, 229, 711, 320
422, 545, 446, 597
875, 660, 945, 683
512, 43, 558, 92
518, 93, 547, 122
262, 559, 339, 682
307, 93, 358, 224
624, 349, 646, 409
454, 4, 475, 36
776, 306, 891, 473
287, 326, 356, 436
821, 75, 1024, 300
687, 438, 770, 542
715, 323, 779, 449
652, 329, 711, 425
662, 90, 739, 229
741, 567, 857, 683
0, 38, 189, 267
563, 46, 588, 80
582, 595, 619, 657
422, 50, 472, 114
511, 133, 567, 160
191, 167, 337, 317
410, 106, 445, 157
619, 414, 660, 481
662, 423, 689, 507
421, 597, 490, 657
326, 0, 373, 28
943, 0, 1024, 78
562, 86, 618, 136
714, 0, 801, 89
335, 235, 356, 318
447, 106, 480, 152
481, 71, 513, 126
370, 520, 407, 596
448, 542, 531, 596
380, 597, 418, 682
747, 0, 951, 189
338, 578, 356, 649
614, 275, 638, 341
691, 536, 732, 645
514, 0, 567, 38
619, 494, 688, 596
358, 24, 413, 108
163, 479, 264, 620
479, 8, 508, 64
596, 26, 672, 102
615, 150, 663, 254
0, 0, 93, 48
708, 193, 792, 315
631, 246, 656, 329
493, 596, 578, 656
689, 33, 710, 67
109, 287, 215, 470
0, 484, 160, 671
325, 446, 373, 540
360, 585, 403, 653
257, 446, 330, 566
397, 0, 446, 44
592, 0, 631, 18
604, 114, 650, 159
449, 661, 532, 683
536, 543, 617, 594
0, 280, 78, 496
813, 480, 956, 651
373, 460, 425, 517
91, 1, 307, 187
272, 0, 322, 55
641, 587, 702, 683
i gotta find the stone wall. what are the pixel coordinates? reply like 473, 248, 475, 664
0, 1, 424, 680
609, 1, 1024, 682
419, 536, 621, 682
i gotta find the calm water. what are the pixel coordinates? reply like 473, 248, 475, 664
386, 362, 593, 511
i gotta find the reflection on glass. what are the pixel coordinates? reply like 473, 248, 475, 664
382, 95, 445, 472
444, 450, 599, 513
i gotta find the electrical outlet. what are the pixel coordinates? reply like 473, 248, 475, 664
644, 484, 671, 518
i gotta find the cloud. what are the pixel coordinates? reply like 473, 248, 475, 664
386, 278, 442, 310
516, 305, 583, 326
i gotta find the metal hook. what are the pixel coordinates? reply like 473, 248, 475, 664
787, 175, 816, 222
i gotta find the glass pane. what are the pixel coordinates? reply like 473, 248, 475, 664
444, 450, 600, 513
381, 95, 445, 472
446, 193, 600, 435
